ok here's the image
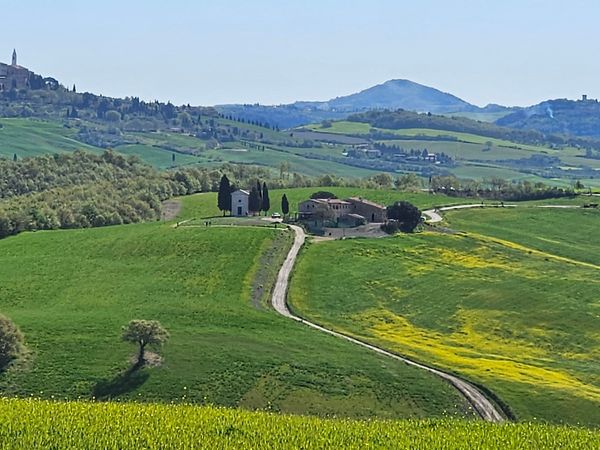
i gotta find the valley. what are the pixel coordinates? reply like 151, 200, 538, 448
1, 28, 600, 447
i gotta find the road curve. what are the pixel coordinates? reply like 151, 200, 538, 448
423, 204, 518, 224
271, 224, 505, 422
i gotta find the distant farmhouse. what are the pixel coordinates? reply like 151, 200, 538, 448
0, 49, 30, 92
299, 196, 386, 227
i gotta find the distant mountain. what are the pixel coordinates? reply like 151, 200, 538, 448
496, 97, 600, 138
216, 80, 507, 129
294, 79, 478, 114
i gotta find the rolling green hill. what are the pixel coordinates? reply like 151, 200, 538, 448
305, 120, 600, 187
0, 214, 470, 419
0, 118, 100, 158
289, 206, 600, 426
0, 118, 397, 178
1, 399, 597, 449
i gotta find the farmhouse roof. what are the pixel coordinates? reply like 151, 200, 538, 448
233, 189, 250, 196
311, 198, 351, 205
348, 197, 386, 209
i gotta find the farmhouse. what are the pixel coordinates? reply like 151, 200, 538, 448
231, 189, 250, 216
299, 196, 387, 226
299, 198, 353, 222
347, 197, 387, 222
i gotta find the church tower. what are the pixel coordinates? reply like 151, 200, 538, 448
11, 49, 17, 66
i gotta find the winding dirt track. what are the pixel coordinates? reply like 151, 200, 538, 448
271, 224, 505, 423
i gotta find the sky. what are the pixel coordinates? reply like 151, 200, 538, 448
3, 0, 599, 107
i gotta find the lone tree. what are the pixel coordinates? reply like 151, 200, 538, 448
248, 185, 261, 215
386, 201, 422, 232
217, 174, 232, 216
0, 314, 25, 371
122, 320, 169, 367
281, 194, 289, 217
261, 182, 270, 215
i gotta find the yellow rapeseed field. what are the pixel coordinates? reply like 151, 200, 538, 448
0, 398, 598, 449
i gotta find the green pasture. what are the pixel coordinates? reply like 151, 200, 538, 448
445, 206, 600, 266
0, 220, 469, 419
289, 208, 600, 426
0, 118, 99, 158
113, 144, 204, 169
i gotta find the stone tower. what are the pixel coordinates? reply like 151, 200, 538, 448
11, 49, 17, 66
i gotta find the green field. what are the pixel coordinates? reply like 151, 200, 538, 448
177, 187, 475, 220
0, 118, 100, 158
202, 145, 383, 178
0, 216, 470, 419
446, 207, 600, 266
289, 207, 600, 426
4, 117, 600, 187
0, 118, 396, 177
1, 399, 597, 449
305, 121, 600, 187
113, 144, 205, 169
308, 121, 553, 152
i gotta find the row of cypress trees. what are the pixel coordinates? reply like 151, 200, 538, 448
218, 174, 289, 216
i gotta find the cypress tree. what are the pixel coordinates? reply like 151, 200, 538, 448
217, 174, 232, 216
249, 186, 261, 214
261, 182, 270, 214
281, 194, 289, 217
256, 180, 263, 214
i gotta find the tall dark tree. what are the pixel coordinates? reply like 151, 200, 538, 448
249, 186, 261, 214
281, 194, 289, 217
386, 201, 422, 232
261, 182, 270, 214
256, 180, 262, 212
217, 174, 232, 216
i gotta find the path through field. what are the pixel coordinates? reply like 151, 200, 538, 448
271, 224, 505, 422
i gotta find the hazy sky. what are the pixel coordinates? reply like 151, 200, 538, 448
3, 1, 598, 107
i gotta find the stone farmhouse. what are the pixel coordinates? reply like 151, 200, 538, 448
231, 189, 250, 216
0, 50, 31, 92
298, 196, 387, 227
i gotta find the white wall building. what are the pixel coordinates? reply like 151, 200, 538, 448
231, 189, 250, 216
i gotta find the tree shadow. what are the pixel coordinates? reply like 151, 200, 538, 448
92, 364, 149, 400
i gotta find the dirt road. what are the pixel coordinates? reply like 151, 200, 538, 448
271, 224, 505, 422
423, 204, 518, 224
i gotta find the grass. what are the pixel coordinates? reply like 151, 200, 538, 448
0, 399, 598, 449
289, 209, 600, 426
0, 118, 100, 158
445, 206, 600, 267
113, 144, 204, 169
177, 187, 476, 220
203, 145, 389, 178
0, 218, 470, 419
308, 121, 555, 152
